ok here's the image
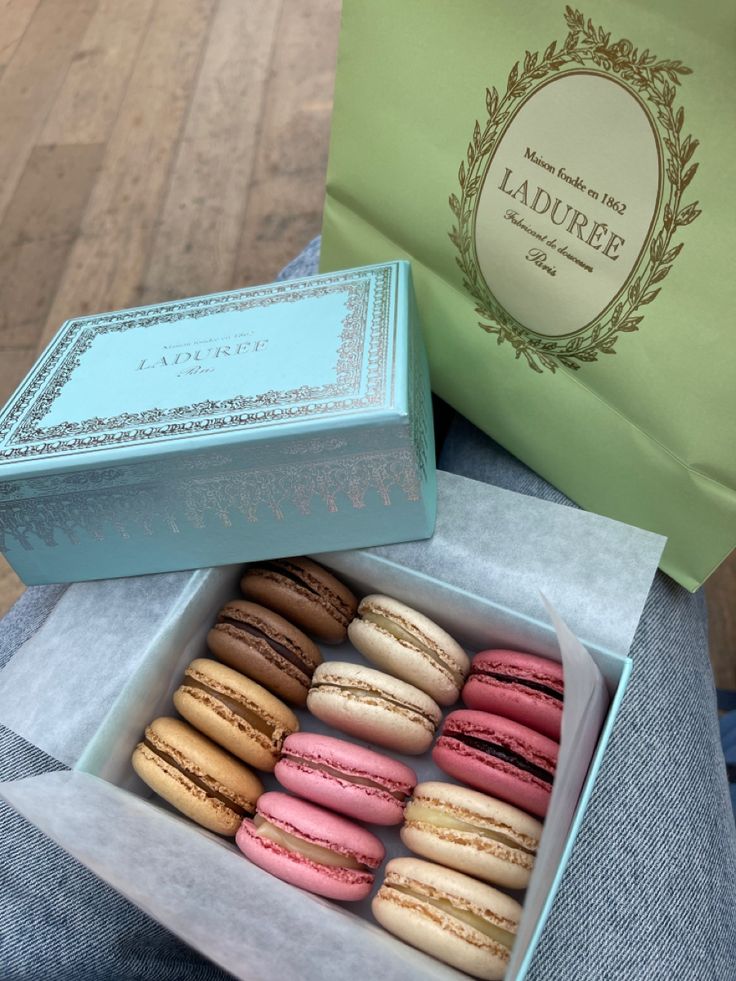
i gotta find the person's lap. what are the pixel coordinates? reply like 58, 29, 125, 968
1, 241, 734, 979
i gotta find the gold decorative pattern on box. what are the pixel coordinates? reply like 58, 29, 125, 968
0, 450, 422, 551
449, 6, 700, 372
0, 267, 395, 460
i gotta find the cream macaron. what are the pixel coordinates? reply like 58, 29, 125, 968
372, 857, 521, 980
173, 658, 299, 772
401, 780, 542, 888
307, 661, 441, 755
348, 595, 469, 705
132, 717, 263, 835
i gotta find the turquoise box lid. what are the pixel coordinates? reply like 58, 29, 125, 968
0, 261, 436, 584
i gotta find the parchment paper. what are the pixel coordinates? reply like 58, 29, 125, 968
0, 472, 663, 979
1, 565, 609, 981
350, 470, 665, 659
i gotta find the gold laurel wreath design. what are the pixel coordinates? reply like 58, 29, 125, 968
449, 6, 700, 373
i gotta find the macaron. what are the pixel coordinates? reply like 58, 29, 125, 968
433, 710, 558, 818
275, 732, 417, 825
173, 658, 299, 772
401, 781, 542, 888
348, 594, 469, 705
240, 556, 358, 643
207, 599, 322, 705
372, 857, 521, 981
236, 791, 385, 901
463, 649, 564, 740
131, 717, 263, 836
307, 661, 442, 755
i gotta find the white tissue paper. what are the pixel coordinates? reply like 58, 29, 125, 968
0, 471, 664, 980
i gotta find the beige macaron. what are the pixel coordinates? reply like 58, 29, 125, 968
401, 780, 542, 889
173, 658, 299, 772
306, 661, 441, 755
348, 595, 469, 705
131, 717, 263, 835
372, 856, 521, 981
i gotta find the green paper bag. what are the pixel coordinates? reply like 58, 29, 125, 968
320, 0, 736, 590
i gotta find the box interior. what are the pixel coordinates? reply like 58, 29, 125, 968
72, 555, 628, 980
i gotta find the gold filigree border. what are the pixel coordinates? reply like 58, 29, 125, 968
449, 6, 700, 372
0, 449, 422, 551
0, 267, 395, 459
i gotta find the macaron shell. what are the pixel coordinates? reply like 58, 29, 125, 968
433, 710, 558, 818
236, 820, 374, 901
257, 791, 385, 868
372, 857, 520, 981
143, 716, 264, 806
173, 659, 299, 772
132, 744, 231, 835
207, 600, 321, 705
241, 557, 357, 644
348, 595, 469, 705
463, 649, 564, 740
275, 733, 417, 825
347, 618, 460, 707
400, 781, 541, 888
131, 718, 263, 836
307, 662, 441, 755
236, 791, 384, 901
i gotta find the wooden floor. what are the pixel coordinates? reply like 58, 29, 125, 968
0, 0, 733, 688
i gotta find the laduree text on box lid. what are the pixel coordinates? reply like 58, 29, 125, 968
0, 261, 435, 584
0, 261, 415, 476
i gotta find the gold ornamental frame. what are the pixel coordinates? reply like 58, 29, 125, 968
449, 6, 700, 372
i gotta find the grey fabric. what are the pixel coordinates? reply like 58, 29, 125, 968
1, 240, 734, 979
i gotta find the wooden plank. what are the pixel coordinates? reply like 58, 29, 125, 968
0, 344, 36, 404
0, 555, 25, 619
0, 0, 98, 222
0, 143, 104, 350
706, 551, 736, 691
0, 0, 40, 79
231, 0, 341, 287
139, 0, 282, 304
37, 0, 216, 349
39, 0, 154, 146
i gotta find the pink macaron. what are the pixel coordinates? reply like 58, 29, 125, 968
432, 710, 559, 818
462, 650, 564, 740
275, 733, 417, 826
236, 791, 385, 901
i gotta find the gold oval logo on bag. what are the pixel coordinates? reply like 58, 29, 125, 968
449, 7, 700, 372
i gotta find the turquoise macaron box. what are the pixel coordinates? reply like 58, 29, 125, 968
0, 472, 665, 980
0, 260, 434, 585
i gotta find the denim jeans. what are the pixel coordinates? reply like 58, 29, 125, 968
1, 239, 734, 979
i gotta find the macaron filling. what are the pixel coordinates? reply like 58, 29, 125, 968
380, 877, 516, 950
183, 678, 278, 738
252, 815, 370, 871
311, 680, 437, 728
444, 729, 555, 784
141, 738, 254, 816
404, 803, 538, 855
281, 753, 409, 800
359, 610, 463, 686
473, 668, 563, 701
215, 616, 313, 678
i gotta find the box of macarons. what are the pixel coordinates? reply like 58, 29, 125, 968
0, 459, 664, 979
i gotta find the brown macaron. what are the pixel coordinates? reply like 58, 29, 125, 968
240, 556, 358, 644
131, 716, 263, 835
207, 600, 322, 706
173, 658, 299, 772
